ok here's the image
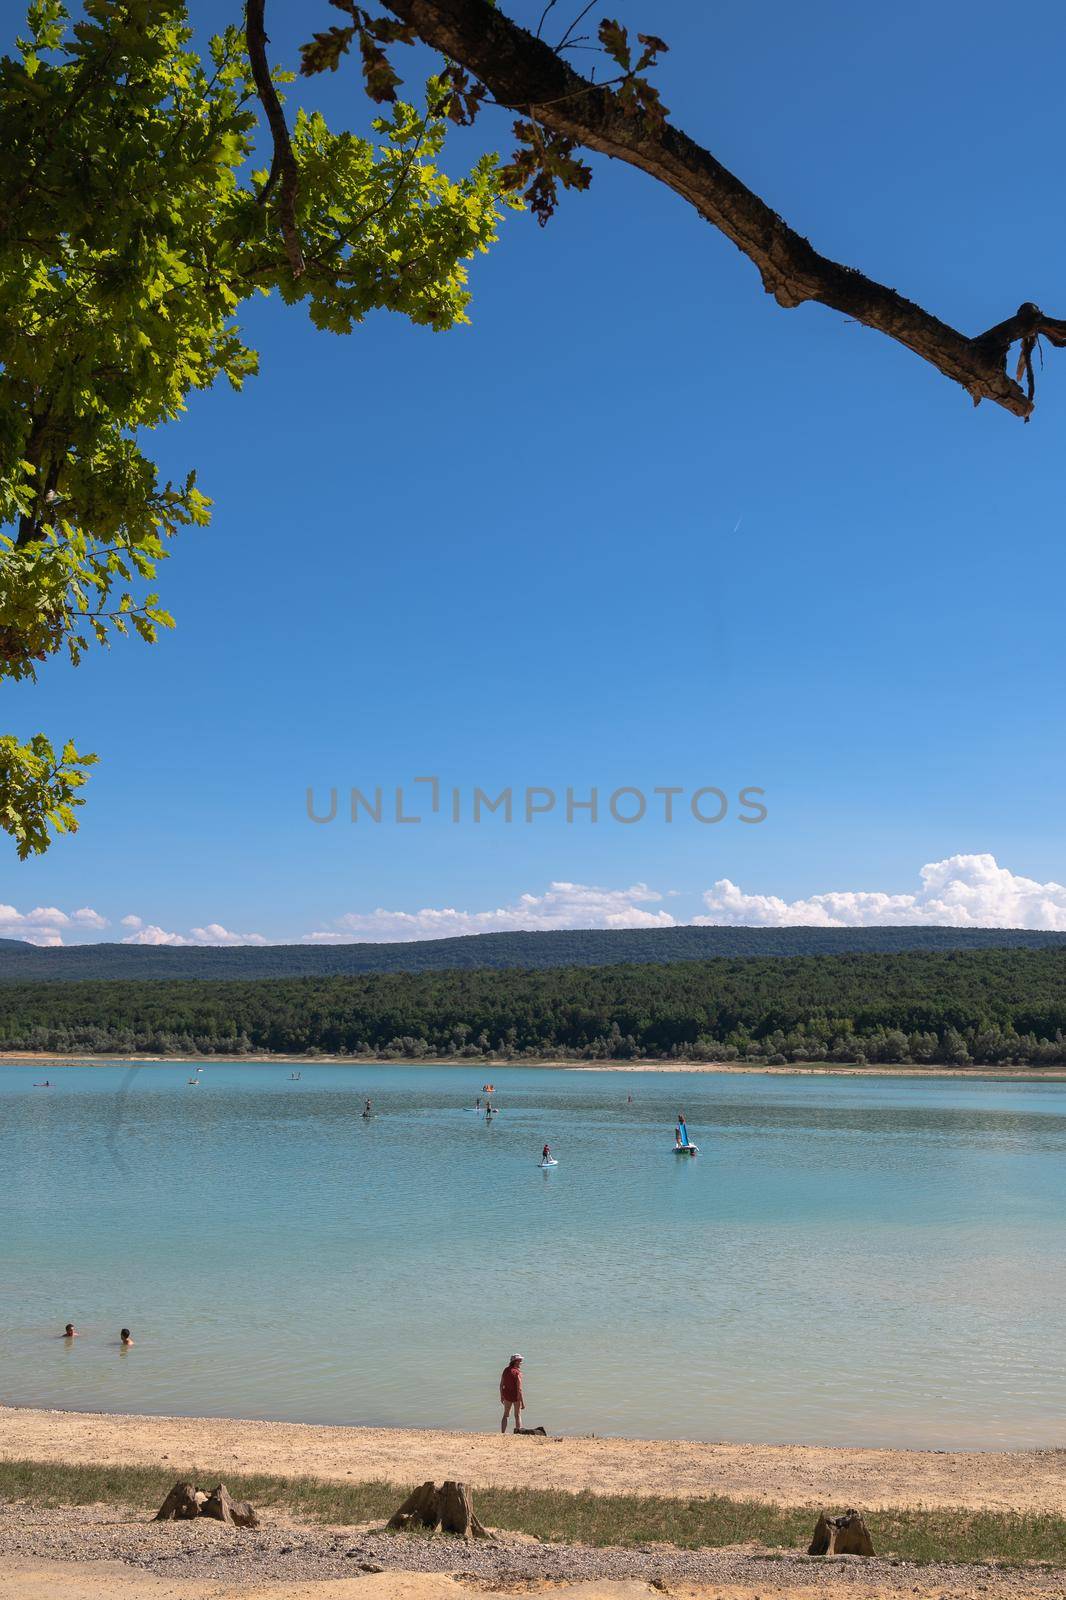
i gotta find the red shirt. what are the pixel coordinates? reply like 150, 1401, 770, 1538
500, 1363, 523, 1401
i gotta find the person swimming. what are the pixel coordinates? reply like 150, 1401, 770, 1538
120, 1328, 134, 1346
63, 1323, 77, 1338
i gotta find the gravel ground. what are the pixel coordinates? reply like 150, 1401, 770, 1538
0, 1503, 1062, 1596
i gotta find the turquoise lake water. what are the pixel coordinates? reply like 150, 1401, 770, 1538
1, 1063, 1064, 1449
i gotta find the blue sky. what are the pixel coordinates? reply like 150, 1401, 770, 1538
6, 0, 1066, 945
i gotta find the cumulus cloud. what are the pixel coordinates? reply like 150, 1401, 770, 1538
121, 921, 267, 947
697, 854, 1066, 930
190, 923, 268, 946
0, 903, 109, 946
304, 881, 676, 943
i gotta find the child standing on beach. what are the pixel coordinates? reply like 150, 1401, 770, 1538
499, 1353, 524, 1433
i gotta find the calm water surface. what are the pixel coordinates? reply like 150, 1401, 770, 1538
1, 1064, 1064, 1448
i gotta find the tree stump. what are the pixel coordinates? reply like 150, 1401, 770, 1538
387, 1480, 492, 1539
201, 1483, 259, 1529
154, 1482, 206, 1521
807, 1509, 875, 1557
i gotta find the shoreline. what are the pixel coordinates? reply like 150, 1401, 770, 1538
0, 1050, 1062, 1079
2, 1406, 1063, 1513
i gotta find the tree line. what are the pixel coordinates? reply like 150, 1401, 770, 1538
4, 948, 1066, 1065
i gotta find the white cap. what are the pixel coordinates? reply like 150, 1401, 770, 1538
510, 1353, 523, 1362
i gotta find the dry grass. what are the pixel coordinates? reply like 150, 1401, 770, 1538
1, 1458, 1064, 1565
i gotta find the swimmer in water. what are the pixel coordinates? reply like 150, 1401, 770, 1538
63, 1323, 77, 1338
120, 1328, 134, 1346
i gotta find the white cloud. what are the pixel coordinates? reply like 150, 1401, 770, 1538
120, 924, 190, 946
121, 921, 267, 947
697, 854, 1066, 930
305, 881, 676, 943
190, 923, 268, 947
0, 903, 108, 946
71, 907, 108, 928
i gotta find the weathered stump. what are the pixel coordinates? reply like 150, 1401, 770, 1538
514, 1425, 548, 1436
387, 1480, 492, 1539
808, 1509, 875, 1557
154, 1478, 257, 1528
154, 1482, 206, 1521
201, 1483, 259, 1529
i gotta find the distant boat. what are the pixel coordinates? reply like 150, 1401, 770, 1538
187, 1078, 199, 1086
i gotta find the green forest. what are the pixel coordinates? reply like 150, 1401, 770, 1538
4, 948, 1066, 1065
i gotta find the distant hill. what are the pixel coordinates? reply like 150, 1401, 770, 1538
1, 924, 1065, 982
2, 946, 1066, 1065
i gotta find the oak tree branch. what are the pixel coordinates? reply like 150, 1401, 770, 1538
381, 0, 1061, 418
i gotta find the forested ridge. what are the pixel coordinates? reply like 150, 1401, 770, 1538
2, 924, 1066, 983
5, 948, 1066, 1065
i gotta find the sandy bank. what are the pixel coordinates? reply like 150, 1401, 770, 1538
2, 1408, 1063, 1513
0, 1052, 1060, 1079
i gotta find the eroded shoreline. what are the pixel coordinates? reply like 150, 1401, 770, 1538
1, 1051, 1062, 1079
2, 1407, 1063, 1513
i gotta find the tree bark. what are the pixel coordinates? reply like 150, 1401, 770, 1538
200, 1483, 260, 1529
153, 1482, 206, 1521
808, 1508, 876, 1557
381, 0, 1066, 417
387, 1479, 492, 1538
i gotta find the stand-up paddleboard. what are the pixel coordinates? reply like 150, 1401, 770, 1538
539, 1157, 558, 1168
673, 1143, 698, 1155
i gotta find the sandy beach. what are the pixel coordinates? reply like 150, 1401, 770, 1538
2, 1410, 1065, 1600
3, 1407, 1064, 1513
1, 1051, 1062, 1078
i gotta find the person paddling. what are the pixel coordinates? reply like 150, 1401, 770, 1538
499, 1353, 524, 1433
542, 1143, 552, 1162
